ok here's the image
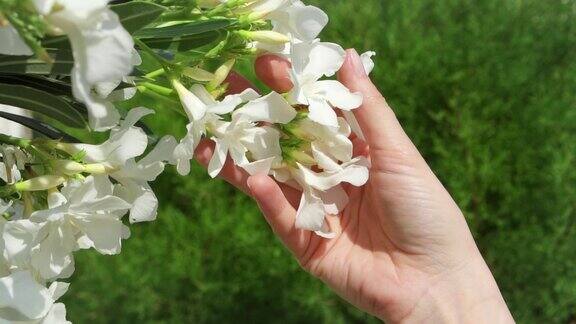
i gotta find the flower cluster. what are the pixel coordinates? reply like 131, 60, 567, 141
0, 0, 375, 322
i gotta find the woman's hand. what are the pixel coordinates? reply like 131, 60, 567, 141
194, 50, 514, 323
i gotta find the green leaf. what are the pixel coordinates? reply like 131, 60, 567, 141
0, 83, 87, 128
0, 75, 72, 97
142, 31, 221, 51
111, 1, 167, 33
0, 50, 74, 75
0, 110, 79, 142
136, 19, 234, 39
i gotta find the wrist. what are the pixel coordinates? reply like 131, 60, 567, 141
400, 255, 514, 324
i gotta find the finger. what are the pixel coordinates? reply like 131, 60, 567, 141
194, 139, 302, 207
247, 174, 311, 256
337, 49, 419, 155
255, 54, 293, 93
224, 71, 257, 95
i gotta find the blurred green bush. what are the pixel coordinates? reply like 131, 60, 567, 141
63, 0, 576, 322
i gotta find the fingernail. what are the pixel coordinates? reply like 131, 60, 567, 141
347, 49, 366, 78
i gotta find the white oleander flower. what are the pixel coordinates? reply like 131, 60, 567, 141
26, 176, 131, 281
242, 0, 328, 54
0, 146, 27, 184
288, 40, 363, 127
57, 108, 173, 223
112, 135, 177, 223
245, 0, 327, 41
172, 83, 260, 175
0, 273, 71, 324
43, 0, 134, 131
0, 1, 133, 130
207, 91, 296, 177
292, 156, 369, 237
0, 271, 52, 322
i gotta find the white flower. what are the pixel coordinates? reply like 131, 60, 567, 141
288, 40, 363, 127
361, 51, 376, 75
44, 0, 134, 131
265, 0, 328, 42
244, 0, 328, 41
172, 83, 260, 175
0, 0, 134, 130
0, 274, 71, 324
292, 156, 370, 237
0, 146, 27, 184
62, 108, 150, 167
28, 176, 131, 280
112, 135, 177, 223
240, 0, 328, 54
58, 108, 173, 223
2, 219, 42, 274
207, 91, 295, 177
0, 271, 52, 322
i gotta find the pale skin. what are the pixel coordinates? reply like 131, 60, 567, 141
194, 49, 515, 323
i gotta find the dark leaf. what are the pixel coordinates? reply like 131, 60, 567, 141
0, 50, 74, 75
0, 83, 87, 128
111, 1, 167, 33
136, 19, 234, 39
142, 31, 220, 51
0, 75, 72, 96
0, 111, 78, 142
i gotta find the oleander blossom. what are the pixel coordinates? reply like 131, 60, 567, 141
0, 0, 377, 322
0, 0, 135, 131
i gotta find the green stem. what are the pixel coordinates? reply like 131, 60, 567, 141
137, 86, 186, 117
145, 68, 166, 79
140, 82, 174, 96
0, 134, 31, 148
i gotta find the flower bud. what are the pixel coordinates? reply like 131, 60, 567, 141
172, 80, 206, 121
208, 59, 236, 90
83, 163, 110, 174
290, 151, 316, 166
237, 30, 290, 45
51, 160, 85, 176
14, 175, 66, 192
183, 67, 215, 82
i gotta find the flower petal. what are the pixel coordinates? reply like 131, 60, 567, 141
74, 213, 129, 255
307, 96, 339, 128
233, 91, 297, 124
208, 140, 229, 178
295, 189, 326, 232
313, 80, 363, 110
240, 157, 276, 176
0, 271, 52, 320
296, 158, 370, 191
361, 51, 376, 75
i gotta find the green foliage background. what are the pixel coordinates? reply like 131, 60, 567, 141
63, 0, 576, 322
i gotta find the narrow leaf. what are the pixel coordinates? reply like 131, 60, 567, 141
111, 1, 167, 33
0, 111, 78, 142
142, 31, 220, 51
0, 83, 87, 128
136, 19, 234, 39
0, 50, 74, 75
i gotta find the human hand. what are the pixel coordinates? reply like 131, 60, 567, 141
195, 49, 514, 323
